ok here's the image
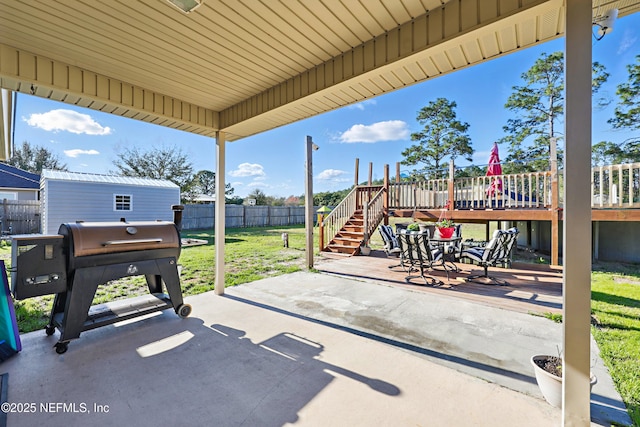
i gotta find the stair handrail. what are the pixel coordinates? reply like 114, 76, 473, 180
362, 187, 386, 246
320, 186, 358, 251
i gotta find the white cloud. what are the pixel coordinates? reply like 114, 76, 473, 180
617, 29, 638, 55
347, 99, 377, 111
64, 149, 100, 158
339, 120, 409, 143
25, 109, 112, 135
317, 169, 347, 180
229, 163, 266, 177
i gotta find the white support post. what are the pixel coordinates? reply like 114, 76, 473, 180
305, 136, 314, 269
563, 1, 592, 425
214, 131, 226, 295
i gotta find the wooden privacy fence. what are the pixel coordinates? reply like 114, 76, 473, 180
1, 199, 41, 235
180, 204, 312, 230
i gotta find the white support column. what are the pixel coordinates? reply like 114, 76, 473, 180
215, 131, 226, 295
305, 136, 314, 269
563, 1, 592, 425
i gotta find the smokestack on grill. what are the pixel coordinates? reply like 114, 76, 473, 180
172, 204, 184, 232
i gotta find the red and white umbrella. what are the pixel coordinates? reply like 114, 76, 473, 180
486, 142, 502, 197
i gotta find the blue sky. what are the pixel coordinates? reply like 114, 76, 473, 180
12, 12, 640, 199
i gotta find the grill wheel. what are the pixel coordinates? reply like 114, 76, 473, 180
176, 304, 192, 318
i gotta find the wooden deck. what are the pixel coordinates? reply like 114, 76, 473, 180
316, 250, 563, 316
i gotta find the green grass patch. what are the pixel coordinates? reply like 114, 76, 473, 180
530, 311, 563, 323
591, 271, 640, 426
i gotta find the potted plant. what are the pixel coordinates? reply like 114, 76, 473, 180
531, 355, 597, 408
435, 218, 456, 238
406, 222, 421, 233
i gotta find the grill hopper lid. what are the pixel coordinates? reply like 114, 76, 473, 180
59, 221, 181, 257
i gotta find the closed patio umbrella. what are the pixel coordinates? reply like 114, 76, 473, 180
486, 142, 502, 197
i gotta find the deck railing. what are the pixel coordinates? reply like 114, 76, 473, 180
389, 172, 553, 210
454, 171, 552, 209
363, 187, 385, 245
320, 186, 358, 250
389, 179, 449, 209
320, 186, 383, 250
387, 163, 640, 210
591, 162, 640, 208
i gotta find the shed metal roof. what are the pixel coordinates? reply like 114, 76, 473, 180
41, 169, 179, 189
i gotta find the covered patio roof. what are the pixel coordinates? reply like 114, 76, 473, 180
0, 0, 636, 143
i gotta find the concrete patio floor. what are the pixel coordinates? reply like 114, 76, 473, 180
0, 268, 632, 426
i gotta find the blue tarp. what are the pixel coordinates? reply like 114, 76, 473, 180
0, 260, 21, 359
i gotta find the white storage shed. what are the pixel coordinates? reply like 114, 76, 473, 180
40, 170, 180, 234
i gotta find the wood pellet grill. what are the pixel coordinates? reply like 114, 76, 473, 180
11, 211, 191, 354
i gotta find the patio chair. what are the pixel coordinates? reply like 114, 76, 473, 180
397, 231, 444, 286
459, 227, 519, 285
378, 224, 401, 257
379, 224, 411, 272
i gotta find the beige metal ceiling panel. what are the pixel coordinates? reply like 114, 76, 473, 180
402, 62, 429, 82
498, 25, 519, 52
539, 5, 563, 39
500, 0, 523, 15
446, 46, 469, 69
478, 0, 500, 23
431, 51, 454, 73
416, 57, 441, 78
517, 16, 540, 46
443, 0, 460, 39
460, 39, 484, 63
479, 33, 502, 58
1, 0, 639, 146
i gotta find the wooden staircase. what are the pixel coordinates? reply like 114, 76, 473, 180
323, 209, 365, 255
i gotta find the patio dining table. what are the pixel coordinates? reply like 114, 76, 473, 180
428, 236, 462, 275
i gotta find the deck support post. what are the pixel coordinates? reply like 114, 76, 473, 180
354, 158, 359, 187
305, 136, 315, 269
448, 160, 455, 210
383, 164, 390, 225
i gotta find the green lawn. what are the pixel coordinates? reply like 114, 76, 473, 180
590, 265, 640, 426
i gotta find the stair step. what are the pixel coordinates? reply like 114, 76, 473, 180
322, 206, 382, 256
331, 240, 361, 247
324, 244, 359, 255
337, 232, 363, 238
